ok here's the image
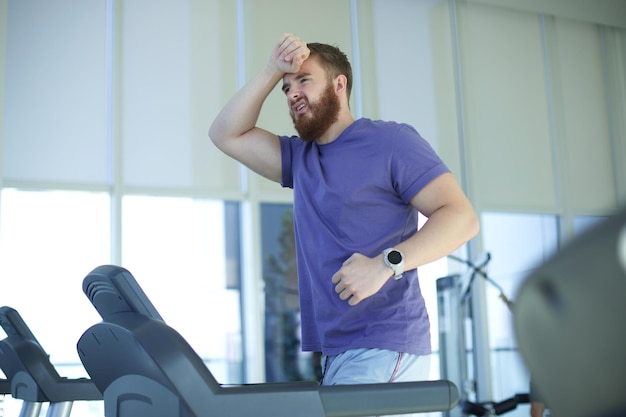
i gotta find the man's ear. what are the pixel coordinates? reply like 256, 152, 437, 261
335, 74, 348, 95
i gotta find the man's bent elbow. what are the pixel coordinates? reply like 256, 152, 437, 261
208, 123, 233, 154
208, 123, 223, 146
465, 207, 480, 242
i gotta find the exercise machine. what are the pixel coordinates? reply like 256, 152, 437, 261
0, 306, 102, 417
437, 254, 530, 417
515, 209, 626, 417
77, 265, 460, 417
1, 378, 11, 394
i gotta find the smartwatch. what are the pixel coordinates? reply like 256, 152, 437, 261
382, 248, 404, 280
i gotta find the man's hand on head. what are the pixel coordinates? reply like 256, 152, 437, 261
272, 33, 310, 74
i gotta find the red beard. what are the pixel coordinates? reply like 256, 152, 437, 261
290, 83, 340, 143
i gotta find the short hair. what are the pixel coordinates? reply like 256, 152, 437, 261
307, 42, 353, 101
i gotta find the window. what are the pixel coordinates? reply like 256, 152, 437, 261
574, 215, 606, 236
121, 196, 243, 383
480, 212, 559, 412
260, 203, 315, 382
0, 191, 244, 416
0, 188, 111, 417
0, 188, 111, 365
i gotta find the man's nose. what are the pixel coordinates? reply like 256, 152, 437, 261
289, 88, 301, 101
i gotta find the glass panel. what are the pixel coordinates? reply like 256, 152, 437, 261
417, 214, 450, 381
480, 212, 559, 413
0, 188, 111, 366
121, 196, 243, 384
574, 215, 607, 236
260, 204, 314, 382
0, 189, 111, 416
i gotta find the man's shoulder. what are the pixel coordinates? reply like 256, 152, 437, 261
354, 118, 416, 134
349, 119, 420, 144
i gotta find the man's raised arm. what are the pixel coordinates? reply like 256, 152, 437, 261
209, 34, 309, 183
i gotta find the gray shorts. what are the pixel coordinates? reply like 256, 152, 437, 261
321, 348, 431, 417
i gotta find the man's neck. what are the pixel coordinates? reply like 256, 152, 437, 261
316, 113, 355, 145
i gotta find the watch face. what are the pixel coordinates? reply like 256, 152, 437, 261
387, 250, 402, 265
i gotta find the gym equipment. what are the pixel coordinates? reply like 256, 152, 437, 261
77, 264, 460, 417
460, 393, 529, 417
1, 378, 11, 394
515, 209, 626, 417
0, 306, 102, 417
437, 253, 491, 416
437, 273, 467, 417
438, 253, 530, 417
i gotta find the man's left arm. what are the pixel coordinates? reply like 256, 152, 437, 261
332, 172, 479, 306
399, 171, 479, 271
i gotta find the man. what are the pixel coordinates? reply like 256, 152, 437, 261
209, 33, 479, 389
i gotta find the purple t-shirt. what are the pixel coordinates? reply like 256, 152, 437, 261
279, 118, 449, 356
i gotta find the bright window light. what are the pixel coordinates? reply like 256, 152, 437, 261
121, 195, 242, 383
0, 188, 110, 367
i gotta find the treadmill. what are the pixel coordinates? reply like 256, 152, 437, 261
515, 209, 626, 417
0, 306, 101, 417
77, 264, 460, 417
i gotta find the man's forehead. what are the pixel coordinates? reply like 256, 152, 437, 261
282, 71, 311, 85
282, 57, 323, 84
